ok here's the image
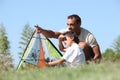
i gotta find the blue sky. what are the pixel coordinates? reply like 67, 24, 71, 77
0, 0, 120, 67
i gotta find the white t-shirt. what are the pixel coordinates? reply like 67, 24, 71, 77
62, 43, 85, 67
59, 27, 98, 47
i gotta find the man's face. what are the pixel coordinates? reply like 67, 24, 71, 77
66, 18, 78, 31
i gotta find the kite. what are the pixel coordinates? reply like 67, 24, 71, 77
17, 31, 62, 70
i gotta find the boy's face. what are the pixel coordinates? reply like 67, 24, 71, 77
63, 36, 73, 47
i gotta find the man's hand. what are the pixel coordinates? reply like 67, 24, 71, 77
34, 24, 44, 33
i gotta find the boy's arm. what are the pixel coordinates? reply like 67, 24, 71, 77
46, 58, 65, 66
58, 35, 67, 52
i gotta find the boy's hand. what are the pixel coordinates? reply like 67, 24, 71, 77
58, 34, 66, 41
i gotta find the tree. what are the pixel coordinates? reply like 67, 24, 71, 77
102, 48, 115, 61
113, 35, 120, 53
18, 24, 34, 69
0, 23, 14, 70
18, 24, 34, 56
0, 25, 9, 54
112, 35, 120, 54
102, 35, 120, 62
111, 35, 120, 61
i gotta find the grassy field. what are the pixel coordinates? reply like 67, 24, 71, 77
0, 61, 120, 80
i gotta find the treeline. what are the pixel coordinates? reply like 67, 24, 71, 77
102, 36, 120, 61
0, 22, 120, 71
0, 23, 34, 70
0, 23, 13, 70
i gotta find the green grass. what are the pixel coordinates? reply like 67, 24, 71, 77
0, 61, 120, 80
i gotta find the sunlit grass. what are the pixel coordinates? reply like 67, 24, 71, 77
0, 61, 120, 80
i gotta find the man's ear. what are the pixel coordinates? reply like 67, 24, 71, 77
62, 37, 67, 41
71, 37, 74, 40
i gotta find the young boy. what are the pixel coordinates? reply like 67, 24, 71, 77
46, 31, 85, 67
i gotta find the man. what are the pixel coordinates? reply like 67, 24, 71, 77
35, 14, 102, 63
46, 31, 85, 67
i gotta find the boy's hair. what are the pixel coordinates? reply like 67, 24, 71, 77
62, 31, 79, 44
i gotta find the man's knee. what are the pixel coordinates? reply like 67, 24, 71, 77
79, 42, 87, 49
79, 42, 93, 61
79, 42, 101, 63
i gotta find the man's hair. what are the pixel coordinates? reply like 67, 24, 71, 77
67, 14, 81, 24
62, 31, 79, 44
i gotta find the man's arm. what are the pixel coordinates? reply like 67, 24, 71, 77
92, 44, 102, 62
41, 29, 61, 38
86, 33, 102, 62
35, 25, 61, 38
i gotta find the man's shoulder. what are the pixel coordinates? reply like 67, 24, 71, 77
80, 27, 92, 36
81, 27, 90, 33
59, 28, 68, 33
